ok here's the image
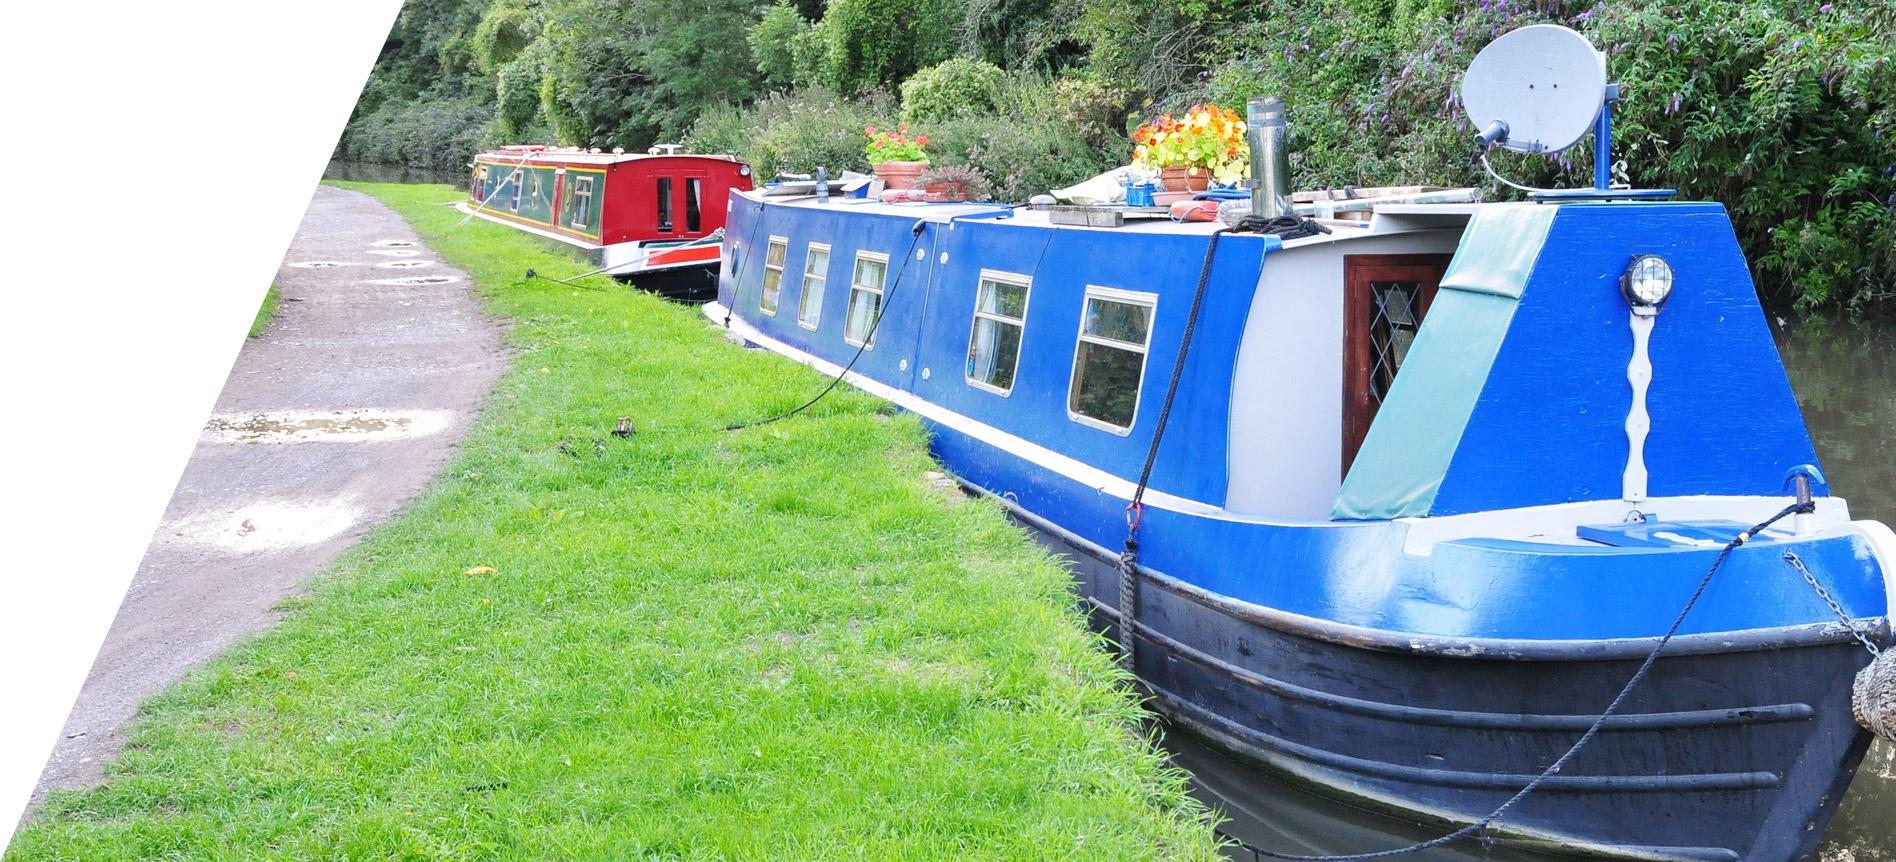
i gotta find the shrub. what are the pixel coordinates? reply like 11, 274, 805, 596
686, 87, 899, 177
900, 57, 1009, 122
749, 4, 808, 89
340, 94, 496, 175
818, 0, 958, 93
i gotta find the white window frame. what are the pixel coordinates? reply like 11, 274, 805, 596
843, 251, 892, 349
509, 171, 522, 212
1066, 285, 1158, 436
569, 175, 595, 228
797, 242, 831, 330
964, 269, 1033, 397
759, 235, 788, 316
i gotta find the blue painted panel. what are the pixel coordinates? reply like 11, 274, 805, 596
725, 195, 1274, 504
929, 413, 1886, 641
1430, 203, 1823, 514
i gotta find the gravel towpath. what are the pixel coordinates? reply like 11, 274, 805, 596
32, 184, 509, 797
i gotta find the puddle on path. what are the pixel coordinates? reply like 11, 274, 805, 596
371, 239, 418, 247
369, 275, 459, 285
367, 249, 419, 257
163, 500, 358, 552
287, 261, 355, 268
203, 409, 453, 443
377, 260, 435, 269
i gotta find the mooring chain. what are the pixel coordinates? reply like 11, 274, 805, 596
1783, 550, 1883, 657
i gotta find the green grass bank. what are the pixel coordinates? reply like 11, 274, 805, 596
248, 284, 281, 338
6, 182, 1220, 861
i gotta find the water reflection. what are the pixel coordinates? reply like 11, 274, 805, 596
1780, 315, 1896, 860
323, 160, 468, 189
1164, 314, 1896, 858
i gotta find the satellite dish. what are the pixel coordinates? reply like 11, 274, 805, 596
1461, 24, 1606, 154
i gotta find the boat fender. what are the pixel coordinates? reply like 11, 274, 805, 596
1854, 650, 1896, 743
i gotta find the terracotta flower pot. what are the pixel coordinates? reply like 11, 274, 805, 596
924, 181, 966, 203
874, 160, 928, 191
1160, 166, 1210, 192
1159, 166, 1190, 192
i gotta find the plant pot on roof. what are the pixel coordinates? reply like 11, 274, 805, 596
919, 165, 992, 203
1133, 104, 1250, 194
866, 125, 929, 190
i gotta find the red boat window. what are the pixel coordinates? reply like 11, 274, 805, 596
1341, 254, 1451, 476
656, 177, 674, 232
685, 178, 703, 233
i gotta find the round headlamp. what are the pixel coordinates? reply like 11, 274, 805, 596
1621, 254, 1673, 309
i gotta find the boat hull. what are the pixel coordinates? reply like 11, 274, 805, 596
1018, 506, 1876, 861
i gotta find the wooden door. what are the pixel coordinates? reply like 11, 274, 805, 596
1341, 254, 1452, 476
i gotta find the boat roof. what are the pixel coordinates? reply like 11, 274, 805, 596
737, 189, 1482, 249
475, 148, 742, 167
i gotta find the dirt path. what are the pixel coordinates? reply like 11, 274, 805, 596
32, 185, 509, 797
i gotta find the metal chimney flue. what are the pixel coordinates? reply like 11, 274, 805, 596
1246, 96, 1291, 220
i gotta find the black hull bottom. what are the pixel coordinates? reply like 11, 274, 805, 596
1019, 519, 1874, 862
617, 264, 717, 303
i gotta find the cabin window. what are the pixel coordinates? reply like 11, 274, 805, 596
656, 177, 674, 231
966, 271, 1031, 395
1341, 254, 1451, 475
569, 176, 595, 228
760, 236, 788, 315
844, 252, 890, 347
798, 243, 830, 330
685, 178, 703, 233
1068, 287, 1156, 433
509, 171, 522, 212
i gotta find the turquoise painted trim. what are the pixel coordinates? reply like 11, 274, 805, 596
1331, 204, 1556, 520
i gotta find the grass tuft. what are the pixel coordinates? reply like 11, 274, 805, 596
6, 183, 1221, 862
248, 284, 281, 338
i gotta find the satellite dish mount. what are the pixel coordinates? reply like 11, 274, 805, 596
1460, 25, 1673, 200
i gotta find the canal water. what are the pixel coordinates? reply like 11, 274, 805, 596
1168, 313, 1896, 859
323, 160, 468, 189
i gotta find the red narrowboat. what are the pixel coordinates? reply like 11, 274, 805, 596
459, 145, 753, 295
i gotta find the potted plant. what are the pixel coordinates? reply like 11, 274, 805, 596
918, 165, 990, 202
1132, 104, 1249, 193
865, 124, 929, 190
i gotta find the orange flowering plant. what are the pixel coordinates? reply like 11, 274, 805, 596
864, 124, 930, 164
1131, 104, 1250, 184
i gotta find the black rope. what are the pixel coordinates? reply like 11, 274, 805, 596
1120, 226, 1233, 671
1221, 500, 1813, 861
524, 264, 612, 290
723, 220, 927, 432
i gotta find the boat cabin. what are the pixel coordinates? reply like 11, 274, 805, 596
465, 146, 753, 287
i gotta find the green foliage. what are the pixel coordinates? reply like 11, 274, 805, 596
818, 0, 959, 93
493, 44, 548, 141
1586, 0, 1895, 310
750, 4, 810, 88
901, 57, 1010, 122
338, 92, 496, 174
686, 87, 900, 177
469, 0, 540, 75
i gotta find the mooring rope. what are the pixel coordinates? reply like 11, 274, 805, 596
722, 220, 927, 432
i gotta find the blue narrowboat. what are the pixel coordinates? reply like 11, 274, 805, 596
706, 27, 1894, 860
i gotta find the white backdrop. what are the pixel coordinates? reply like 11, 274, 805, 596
0, 0, 402, 841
